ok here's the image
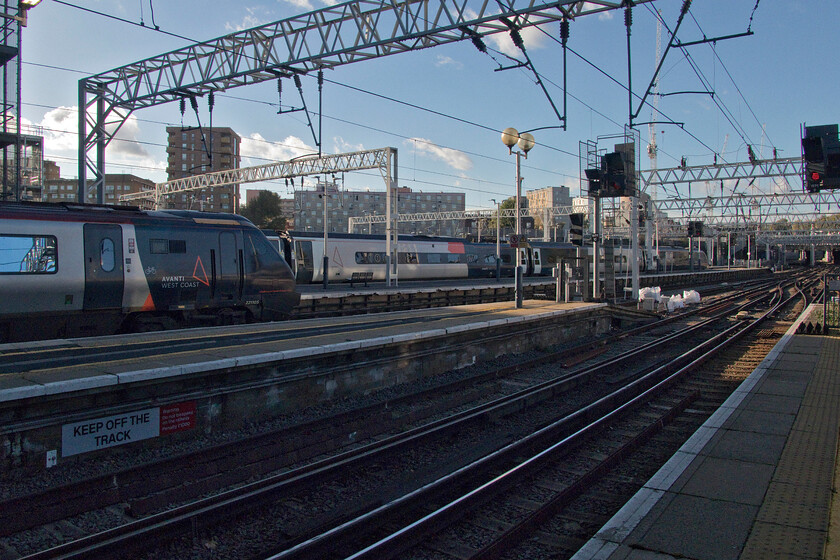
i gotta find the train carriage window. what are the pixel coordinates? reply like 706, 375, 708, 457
150, 239, 168, 254
447, 253, 461, 264
398, 252, 419, 264
100, 238, 116, 272
169, 240, 186, 254
0, 234, 57, 274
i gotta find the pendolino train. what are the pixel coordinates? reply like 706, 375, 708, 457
0, 202, 299, 343
273, 231, 707, 284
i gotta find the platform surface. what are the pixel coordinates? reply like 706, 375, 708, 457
0, 300, 604, 403
573, 307, 840, 560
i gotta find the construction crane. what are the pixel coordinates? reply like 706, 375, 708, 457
646, 9, 662, 268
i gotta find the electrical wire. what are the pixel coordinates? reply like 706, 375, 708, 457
35, 0, 757, 196
30, 108, 557, 199
643, 4, 758, 157
52, 0, 193, 42
685, 8, 776, 153
535, 26, 721, 167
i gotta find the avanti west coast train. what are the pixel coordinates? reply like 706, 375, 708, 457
275, 231, 707, 284
0, 202, 299, 343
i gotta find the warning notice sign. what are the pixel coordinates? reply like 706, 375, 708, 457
160, 402, 197, 435
62, 401, 197, 458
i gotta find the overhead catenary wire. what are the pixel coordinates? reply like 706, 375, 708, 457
46, 0, 718, 165
34, 0, 771, 202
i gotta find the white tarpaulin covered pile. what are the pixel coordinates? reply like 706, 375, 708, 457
639, 287, 702, 313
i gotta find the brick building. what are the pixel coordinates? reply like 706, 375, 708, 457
164, 126, 241, 212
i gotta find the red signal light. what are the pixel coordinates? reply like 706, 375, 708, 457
811, 171, 822, 181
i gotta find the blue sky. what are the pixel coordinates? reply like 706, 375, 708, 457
21, 0, 840, 210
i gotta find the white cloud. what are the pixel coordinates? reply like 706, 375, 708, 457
333, 137, 366, 154
580, 2, 615, 20
435, 55, 463, 70
40, 106, 149, 158
279, 0, 314, 11
225, 7, 271, 32
486, 23, 548, 57
408, 138, 472, 171
40, 106, 77, 152
240, 133, 317, 164
37, 106, 163, 179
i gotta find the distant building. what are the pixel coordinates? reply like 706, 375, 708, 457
43, 165, 155, 205
44, 160, 60, 181
526, 186, 572, 241
164, 126, 241, 213
294, 183, 466, 236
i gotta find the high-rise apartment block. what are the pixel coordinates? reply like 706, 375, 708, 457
164, 126, 241, 213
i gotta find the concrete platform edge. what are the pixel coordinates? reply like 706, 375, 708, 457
1, 303, 608, 404
570, 304, 815, 560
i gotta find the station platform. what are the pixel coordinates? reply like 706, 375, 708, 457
573, 306, 840, 560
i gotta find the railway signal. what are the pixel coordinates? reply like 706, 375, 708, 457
585, 168, 602, 197
587, 150, 636, 199
569, 213, 584, 246
802, 124, 840, 192
687, 221, 703, 237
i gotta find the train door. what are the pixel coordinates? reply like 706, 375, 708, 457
218, 231, 241, 300
83, 224, 124, 309
294, 240, 314, 283
517, 247, 533, 276
531, 248, 542, 275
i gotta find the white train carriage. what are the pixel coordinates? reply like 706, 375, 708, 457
282, 232, 470, 283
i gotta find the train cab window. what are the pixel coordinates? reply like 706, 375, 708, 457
100, 238, 116, 272
244, 231, 278, 272
0, 234, 57, 274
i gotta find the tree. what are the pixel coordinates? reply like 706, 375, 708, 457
488, 197, 517, 232
240, 190, 287, 231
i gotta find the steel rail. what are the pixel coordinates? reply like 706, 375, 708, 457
18, 277, 798, 560
339, 281, 803, 560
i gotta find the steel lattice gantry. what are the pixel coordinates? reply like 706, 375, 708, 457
119, 147, 397, 209
78, 0, 650, 202
641, 157, 840, 226
755, 231, 840, 247
347, 204, 576, 227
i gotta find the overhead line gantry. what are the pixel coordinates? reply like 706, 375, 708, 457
78, 0, 651, 203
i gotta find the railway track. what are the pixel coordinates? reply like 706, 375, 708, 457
1, 273, 815, 560
279, 279, 809, 560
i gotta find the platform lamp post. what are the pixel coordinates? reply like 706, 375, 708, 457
321, 178, 329, 290
491, 198, 501, 281
501, 127, 535, 309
